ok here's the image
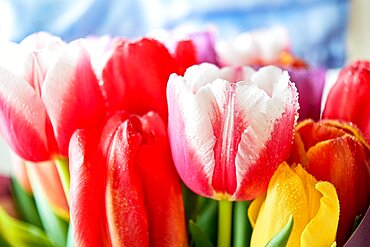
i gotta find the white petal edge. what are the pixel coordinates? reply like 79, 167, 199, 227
235, 66, 297, 192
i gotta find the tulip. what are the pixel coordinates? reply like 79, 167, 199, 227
287, 66, 325, 121
101, 37, 200, 120
0, 33, 105, 161
323, 60, 370, 143
69, 111, 186, 247
289, 119, 370, 245
167, 63, 299, 201
148, 29, 218, 73
248, 162, 340, 247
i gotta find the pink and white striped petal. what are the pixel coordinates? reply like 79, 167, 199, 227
0, 67, 51, 161
42, 40, 105, 156
167, 63, 298, 200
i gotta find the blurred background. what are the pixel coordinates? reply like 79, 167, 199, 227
0, 0, 369, 175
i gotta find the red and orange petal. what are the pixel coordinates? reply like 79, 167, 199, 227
305, 134, 369, 245
290, 120, 370, 245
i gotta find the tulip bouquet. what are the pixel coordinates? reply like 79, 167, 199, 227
0, 27, 368, 247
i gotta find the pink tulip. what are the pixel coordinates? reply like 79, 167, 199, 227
0, 33, 105, 161
167, 63, 299, 200
69, 111, 186, 246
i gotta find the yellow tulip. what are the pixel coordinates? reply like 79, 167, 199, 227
248, 162, 339, 247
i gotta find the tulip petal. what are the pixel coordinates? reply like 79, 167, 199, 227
301, 182, 340, 247
288, 67, 325, 120
250, 163, 310, 247
305, 134, 369, 244
42, 40, 106, 156
293, 165, 321, 220
294, 119, 347, 151
323, 61, 370, 142
22, 50, 63, 96
0, 67, 50, 161
168, 64, 298, 200
234, 66, 299, 200
174, 40, 197, 75
186, 31, 218, 65
136, 112, 187, 246
105, 119, 149, 246
167, 69, 217, 198
248, 193, 266, 228
69, 129, 110, 247
324, 119, 370, 151
102, 38, 177, 120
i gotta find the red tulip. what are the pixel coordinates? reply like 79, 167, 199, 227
148, 29, 218, 74
0, 33, 105, 161
323, 60, 370, 143
69, 111, 186, 246
289, 119, 370, 245
167, 63, 299, 200
101, 37, 197, 120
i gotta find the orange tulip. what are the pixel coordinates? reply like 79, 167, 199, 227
289, 119, 370, 245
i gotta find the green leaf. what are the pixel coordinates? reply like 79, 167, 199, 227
233, 201, 252, 247
182, 185, 208, 221
0, 207, 53, 247
26, 164, 68, 247
189, 220, 214, 247
265, 215, 294, 247
0, 233, 11, 247
11, 177, 43, 229
196, 199, 218, 245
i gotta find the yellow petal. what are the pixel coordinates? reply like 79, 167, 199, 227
250, 163, 311, 247
293, 165, 321, 219
301, 181, 340, 247
248, 193, 266, 229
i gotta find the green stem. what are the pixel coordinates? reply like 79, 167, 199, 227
233, 201, 251, 247
54, 157, 70, 204
218, 200, 233, 247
